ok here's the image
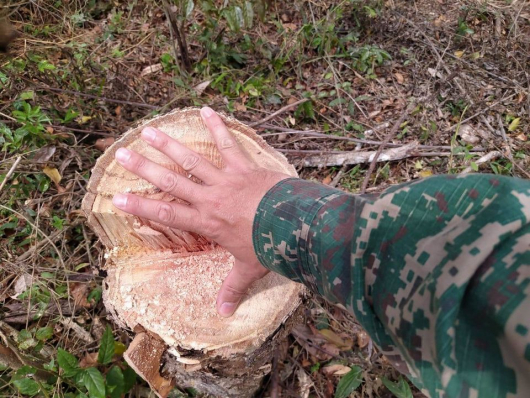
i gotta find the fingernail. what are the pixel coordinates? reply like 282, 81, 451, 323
219, 302, 237, 317
115, 148, 131, 164
142, 127, 157, 143
113, 194, 128, 209
201, 107, 214, 119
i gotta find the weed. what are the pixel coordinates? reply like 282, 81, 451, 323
455, 17, 474, 40
350, 45, 391, 78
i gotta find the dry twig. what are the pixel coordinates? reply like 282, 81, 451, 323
360, 105, 414, 193
249, 98, 309, 127
0, 156, 22, 193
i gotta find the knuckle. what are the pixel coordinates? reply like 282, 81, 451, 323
182, 153, 200, 171
161, 172, 179, 192
133, 156, 147, 173
154, 134, 169, 149
223, 284, 246, 297
220, 138, 235, 149
157, 203, 174, 223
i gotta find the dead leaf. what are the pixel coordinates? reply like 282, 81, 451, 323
368, 110, 381, 119
394, 72, 404, 84
46, 126, 54, 134
515, 133, 527, 141
140, 63, 163, 77
43, 166, 62, 185
76, 115, 93, 124
79, 352, 98, 368
95, 137, 115, 152
115, 106, 121, 116
32, 145, 56, 163
357, 330, 370, 348
322, 364, 351, 376
234, 102, 247, 112
454, 50, 465, 58
283, 23, 298, 31
322, 175, 332, 185
427, 68, 443, 78
296, 368, 313, 398
193, 80, 212, 96
321, 343, 341, 356
11, 274, 33, 299
70, 282, 91, 308
419, 170, 433, 178
319, 329, 353, 350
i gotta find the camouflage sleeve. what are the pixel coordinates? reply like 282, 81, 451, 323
252, 174, 530, 398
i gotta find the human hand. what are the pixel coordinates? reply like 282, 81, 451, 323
111, 107, 290, 317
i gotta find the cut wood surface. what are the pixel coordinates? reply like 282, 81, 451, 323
82, 108, 304, 397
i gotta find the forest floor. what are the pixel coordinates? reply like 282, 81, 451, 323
0, 0, 529, 397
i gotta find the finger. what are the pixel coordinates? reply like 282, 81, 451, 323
200, 107, 251, 169
112, 193, 201, 232
216, 260, 269, 317
141, 126, 222, 184
115, 148, 199, 203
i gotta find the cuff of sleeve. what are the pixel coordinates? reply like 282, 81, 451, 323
252, 177, 345, 292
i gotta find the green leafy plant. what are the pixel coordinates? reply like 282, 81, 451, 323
350, 45, 391, 78
382, 376, 413, 398
334, 365, 363, 398
456, 18, 474, 39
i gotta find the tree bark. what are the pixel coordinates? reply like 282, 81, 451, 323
82, 108, 305, 397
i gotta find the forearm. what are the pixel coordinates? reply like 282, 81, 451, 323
253, 174, 530, 397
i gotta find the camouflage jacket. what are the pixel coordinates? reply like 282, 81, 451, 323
252, 174, 530, 398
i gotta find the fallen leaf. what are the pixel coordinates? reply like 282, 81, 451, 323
394, 72, 404, 84
76, 115, 93, 124
454, 50, 465, 58
297, 368, 314, 398
140, 63, 163, 77
115, 106, 121, 116
283, 23, 298, 31
70, 282, 91, 308
11, 274, 34, 299
319, 329, 352, 350
322, 364, 351, 376
43, 166, 62, 185
508, 117, 520, 132
419, 170, 433, 178
515, 133, 527, 142
322, 175, 332, 185
46, 126, 54, 134
356, 330, 370, 348
32, 145, 56, 163
193, 80, 212, 96
79, 352, 98, 368
234, 102, 247, 112
95, 137, 115, 152
427, 68, 443, 78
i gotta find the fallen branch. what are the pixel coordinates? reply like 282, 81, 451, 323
249, 98, 309, 127
35, 85, 159, 109
461, 151, 503, 174
298, 141, 421, 167
262, 124, 485, 152
360, 105, 414, 193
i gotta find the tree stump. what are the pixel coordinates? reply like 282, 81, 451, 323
82, 108, 305, 397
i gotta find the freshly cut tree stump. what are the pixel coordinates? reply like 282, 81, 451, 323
82, 108, 305, 397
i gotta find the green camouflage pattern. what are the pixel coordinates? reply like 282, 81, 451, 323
252, 174, 530, 398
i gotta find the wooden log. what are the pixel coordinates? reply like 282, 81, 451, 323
82, 108, 305, 397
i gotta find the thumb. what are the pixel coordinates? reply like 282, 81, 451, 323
216, 259, 269, 317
